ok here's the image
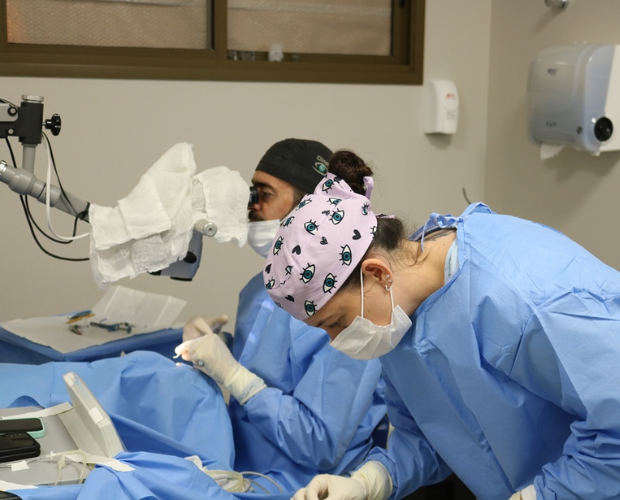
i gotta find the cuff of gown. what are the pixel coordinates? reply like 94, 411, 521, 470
223, 363, 267, 405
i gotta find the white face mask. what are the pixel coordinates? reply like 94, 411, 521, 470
247, 219, 282, 258
329, 268, 412, 360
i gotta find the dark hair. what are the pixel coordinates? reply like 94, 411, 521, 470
328, 150, 373, 196
341, 217, 408, 290
291, 185, 308, 208
326, 149, 409, 290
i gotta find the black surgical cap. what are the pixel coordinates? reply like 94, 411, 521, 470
255, 138, 332, 194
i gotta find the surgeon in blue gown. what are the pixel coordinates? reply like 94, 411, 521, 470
178, 140, 386, 494
259, 150, 620, 500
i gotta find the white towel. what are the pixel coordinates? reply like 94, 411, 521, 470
194, 166, 249, 247
89, 143, 249, 289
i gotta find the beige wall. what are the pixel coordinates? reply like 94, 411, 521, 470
486, 0, 620, 269
0, 1, 493, 327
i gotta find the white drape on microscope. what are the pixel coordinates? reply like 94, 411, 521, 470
88, 143, 248, 289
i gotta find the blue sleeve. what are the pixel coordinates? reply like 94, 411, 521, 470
240, 316, 385, 471
366, 372, 452, 499
509, 292, 620, 500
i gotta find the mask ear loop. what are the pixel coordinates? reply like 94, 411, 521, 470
385, 274, 395, 309
359, 266, 365, 318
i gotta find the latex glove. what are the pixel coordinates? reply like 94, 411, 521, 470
183, 314, 229, 342
292, 462, 392, 500
176, 333, 266, 405
508, 485, 536, 500
292, 475, 367, 500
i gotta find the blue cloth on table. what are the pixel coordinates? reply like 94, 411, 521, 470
0, 326, 183, 364
0, 351, 293, 499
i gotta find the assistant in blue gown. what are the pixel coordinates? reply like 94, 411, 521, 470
230, 273, 387, 493
365, 204, 620, 500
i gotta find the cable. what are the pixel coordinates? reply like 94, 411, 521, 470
4, 137, 89, 261
43, 131, 88, 222
202, 468, 283, 494
0, 97, 18, 107
20, 197, 89, 261
462, 187, 472, 205
8, 137, 71, 244
49, 449, 88, 485
43, 133, 89, 241
242, 471, 284, 494
24, 197, 72, 244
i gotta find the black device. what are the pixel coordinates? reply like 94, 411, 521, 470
248, 185, 259, 207
0, 418, 44, 436
0, 432, 41, 463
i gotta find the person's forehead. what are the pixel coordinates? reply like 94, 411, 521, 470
251, 170, 293, 191
305, 290, 351, 327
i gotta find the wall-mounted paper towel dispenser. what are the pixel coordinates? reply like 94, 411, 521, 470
528, 44, 620, 157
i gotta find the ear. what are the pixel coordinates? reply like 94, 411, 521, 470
361, 258, 392, 288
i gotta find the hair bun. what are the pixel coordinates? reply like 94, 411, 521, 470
328, 150, 373, 195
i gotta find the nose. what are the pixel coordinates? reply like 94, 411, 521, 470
248, 205, 262, 222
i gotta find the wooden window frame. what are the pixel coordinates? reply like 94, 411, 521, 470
0, 0, 425, 85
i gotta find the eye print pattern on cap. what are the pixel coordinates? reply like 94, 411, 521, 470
323, 273, 337, 293
296, 199, 312, 210
321, 177, 341, 194
340, 245, 352, 266
273, 236, 283, 255
300, 264, 315, 283
305, 300, 317, 317
313, 160, 328, 176
264, 172, 378, 320
304, 220, 319, 234
330, 209, 344, 224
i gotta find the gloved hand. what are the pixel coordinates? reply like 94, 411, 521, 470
182, 314, 229, 342
292, 462, 392, 500
176, 333, 266, 405
292, 475, 367, 500
508, 485, 536, 500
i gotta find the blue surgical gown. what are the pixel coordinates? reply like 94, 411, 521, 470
230, 273, 386, 493
366, 205, 620, 500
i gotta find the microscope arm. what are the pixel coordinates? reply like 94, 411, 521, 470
0, 159, 90, 222
0, 95, 220, 281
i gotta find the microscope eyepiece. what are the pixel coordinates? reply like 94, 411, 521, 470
248, 186, 259, 207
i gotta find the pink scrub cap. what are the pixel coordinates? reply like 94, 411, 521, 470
263, 173, 377, 320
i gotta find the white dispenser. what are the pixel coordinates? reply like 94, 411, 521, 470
528, 44, 620, 157
424, 80, 459, 134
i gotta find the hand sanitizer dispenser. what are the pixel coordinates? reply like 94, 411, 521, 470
424, 80, 459, 134
528, 44, 620, 158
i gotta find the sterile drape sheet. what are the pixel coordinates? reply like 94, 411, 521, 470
0, 351, 289, 499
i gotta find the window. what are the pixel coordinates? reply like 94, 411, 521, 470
0, 0, 424, 84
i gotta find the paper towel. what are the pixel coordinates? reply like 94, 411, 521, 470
540, 143, 565, 160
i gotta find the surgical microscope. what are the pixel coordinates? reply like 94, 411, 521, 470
0, 95, 244, 281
